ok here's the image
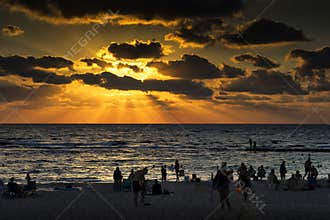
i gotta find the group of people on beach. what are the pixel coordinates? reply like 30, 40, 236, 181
212, 154, 323, 210
0, 173, 36, 198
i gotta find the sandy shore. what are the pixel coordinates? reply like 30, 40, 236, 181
1, 181, 330, 220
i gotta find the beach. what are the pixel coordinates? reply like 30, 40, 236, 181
1, 181, 330, 220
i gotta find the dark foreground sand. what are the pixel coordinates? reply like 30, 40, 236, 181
1, 181, 330, 220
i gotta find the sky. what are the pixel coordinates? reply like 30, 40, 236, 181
0, 0, 329, 124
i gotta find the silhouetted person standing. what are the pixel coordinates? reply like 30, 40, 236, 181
257, 165, 266, 181
280, 161, 287, 180
175, 160, 180, 181
113, 167, 123, 192
132, 168, 148, 206
253, 141, 257, 150
249, 138, 253, 150
161, 165, 167, 182
213, 167, 231, 210
303, 155, 312, 179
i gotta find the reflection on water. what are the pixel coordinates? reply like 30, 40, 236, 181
0, 124, 329, 183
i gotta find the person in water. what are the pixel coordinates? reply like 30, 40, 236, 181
280, 161, 287, 181
249, 138, 253, 150
174, 160, 180, 181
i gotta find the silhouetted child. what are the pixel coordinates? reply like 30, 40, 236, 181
280, 161, 287, 180
113, 167, 123, 192
161, 165, 167, 182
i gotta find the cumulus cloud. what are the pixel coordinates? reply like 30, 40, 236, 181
108, 41, 164, 59
148, 54, 245, 79
0, 0, 244, 24
2, 24, 24, 36
80, 58, 112, 69
0, 55, 73, 84
232, 53, 280, 69
223, 70, 307, 95
72, 72, 213, 99
165, 18, 226, 48
117, 63, 142, 72
288, 47, 330, 72
222, 19, 309, 48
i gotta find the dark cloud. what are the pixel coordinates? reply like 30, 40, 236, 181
0, 80, 60, 103
223, 70, 307, 95
165, 18, 226, 48
117, 63, 142, 73
80, 58, 112, 69
215, 94, 271, 101
2, 24, 24, 36
219, 64, 245, 78
1, 0, 244, 23
233, 53, 280, 69
147, 54, 223, 79
0, 55, 73, 84
72, 72, 213, 99
289, 47, 330, 72
108, 41, 164, 59
223, 19, 309, 47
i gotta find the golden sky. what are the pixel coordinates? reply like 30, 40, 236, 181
0, 0, 329, 123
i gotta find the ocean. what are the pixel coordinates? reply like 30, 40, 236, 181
0, 124, 329, 183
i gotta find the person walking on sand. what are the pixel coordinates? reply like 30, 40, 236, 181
280, 161, 287, 181
213, 167, 231, 210
132, 167, 148, 206
303, 155, 312, 179
175, 160, 180, 181
238, 163, 251, 201
161, 165, 167, 182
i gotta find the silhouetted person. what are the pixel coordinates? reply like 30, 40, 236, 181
132, 168, 148, 206
24, 173, 36, 191
161, 165, 167, 182
257, 165, 266, 181
280, 161, 287, 180
303, 155, 312, 179
311, 166, 318, 180
268, 169, 279, 190
249, 138, 253, 150
238, 163, 251, 201
213, 167, 231, 210
128, 169, 135, 182
7, 177, 22, 196
295, 170, 302, 180
248, 165, 256, 180
253, 141, 257, 150
175, 160, 180, 181
113, 167, 123, 192
152, 180, 162, 195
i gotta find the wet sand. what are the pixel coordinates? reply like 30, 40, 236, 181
0, 181, 330, 220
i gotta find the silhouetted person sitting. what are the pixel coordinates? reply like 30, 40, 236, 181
248, 165, 256, 180
295, 170, 302, 180
268, 169, 280, 190
24, 173, 36, 191
161, 165, 167, 182
280, 161, 287, 181
152, 180, 162, 195
257, 165, 266, 181
7, 177, 22, 197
